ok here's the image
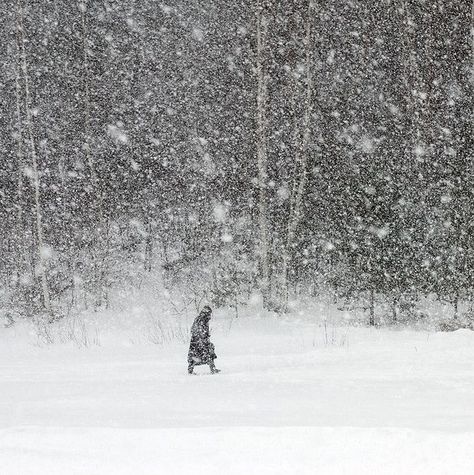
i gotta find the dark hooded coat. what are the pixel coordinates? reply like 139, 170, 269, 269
187, 309, 217, 365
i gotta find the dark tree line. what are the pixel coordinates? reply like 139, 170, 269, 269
0, 0, 472, 324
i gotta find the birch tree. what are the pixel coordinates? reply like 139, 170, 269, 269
17, 0, 51, 315
14, 4, 25, 290
256, 0, 271, 307
281, 0, 314, 308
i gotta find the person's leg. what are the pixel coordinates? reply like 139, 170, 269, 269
188, 362, 194, 374
209, 361, 220, 374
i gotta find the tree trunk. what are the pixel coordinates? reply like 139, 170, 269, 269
281, 0, 314, 309
369, 289, 375, 326
453, 290, 460, 320
14, 6, 25, 289
144, 205, 153, 272
81, 0, 92, 175
17, 0, 51, 315
392, 295, 399, 323
256, 0, 271, 307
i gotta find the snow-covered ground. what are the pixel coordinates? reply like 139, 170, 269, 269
1, 309, 474, 474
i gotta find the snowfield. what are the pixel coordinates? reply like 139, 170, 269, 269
1, 311, 474, 474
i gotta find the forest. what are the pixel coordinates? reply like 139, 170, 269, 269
0, 0, 472, 327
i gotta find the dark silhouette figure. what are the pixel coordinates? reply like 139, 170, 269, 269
187, 306, 220, 374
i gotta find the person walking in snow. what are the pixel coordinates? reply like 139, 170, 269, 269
187, 306, 220, 374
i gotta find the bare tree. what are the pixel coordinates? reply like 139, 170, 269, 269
256, 0, 271, 307
14, 4, 25, 289
80, 0, 93, 176
281, 0, 314, 308
17, 0, 51, 314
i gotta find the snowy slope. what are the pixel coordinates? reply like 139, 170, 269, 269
1, 313, 474, 474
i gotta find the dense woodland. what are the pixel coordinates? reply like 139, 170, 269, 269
0, 0, 472, 325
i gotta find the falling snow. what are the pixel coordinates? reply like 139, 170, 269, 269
0, 1, 472, 473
